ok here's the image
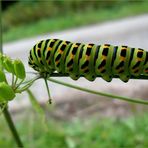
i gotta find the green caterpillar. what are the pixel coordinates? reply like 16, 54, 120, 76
28, 39, 148, 82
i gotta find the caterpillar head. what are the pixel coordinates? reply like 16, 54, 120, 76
28, 49, 40, 72
28, 42, 54, 78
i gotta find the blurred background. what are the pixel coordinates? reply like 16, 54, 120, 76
1, 0, 148, 147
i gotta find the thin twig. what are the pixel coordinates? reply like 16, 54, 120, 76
0, 2, 2, 53
3, 107, 23, 147
47, 78, 148, 105
15, 75, 41, 93
44, 78, 52, 104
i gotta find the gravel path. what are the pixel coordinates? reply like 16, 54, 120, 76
3, 14, 148, 111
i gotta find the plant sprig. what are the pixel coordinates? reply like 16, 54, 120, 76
0, 53, 34, 105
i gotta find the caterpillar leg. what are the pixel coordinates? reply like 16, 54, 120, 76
119, 75, 130, 82
101, 75, 112, 82
69, 74, 80, 80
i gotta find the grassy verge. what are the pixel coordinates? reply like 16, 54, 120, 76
0, 111, 148, 147
3, 1, 148, 43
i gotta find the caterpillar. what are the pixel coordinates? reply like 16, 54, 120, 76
28, 39, 148, 82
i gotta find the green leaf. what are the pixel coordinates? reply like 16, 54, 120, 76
0, 70, 7, 83
0, 82, 15, 102
13, 59, 26, 79
3, 56, 15, 74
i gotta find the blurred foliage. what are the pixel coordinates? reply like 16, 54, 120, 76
2, 0, 144, 32
1, 0, 17, 11
3, 0, 148, 42
0, 111, 148, 147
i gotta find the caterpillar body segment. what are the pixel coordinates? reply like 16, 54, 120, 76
28, 39, 148, 82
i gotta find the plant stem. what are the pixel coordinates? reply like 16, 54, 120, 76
12, 74, 14, 86
15, 75, 41, 93
44, 78, 52, 104
48, 78, 148, 105
0, 1, 2, 53
0, 2, 23, 147
14, 77, 18, 86
3, 107, 23, 147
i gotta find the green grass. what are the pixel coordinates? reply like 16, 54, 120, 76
0, 111, 148, 147
3, 1, 148, 43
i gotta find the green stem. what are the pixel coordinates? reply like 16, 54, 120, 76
14, 79, 25, 90
3, 107, 23, 147
0, 1, 2, 53
0, 103, 7, 115
44, 78, 52, 104
12, 74, 15, 86
14, 77, 18, 86
47, 78, 148, 105
15, 76, 41, 93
